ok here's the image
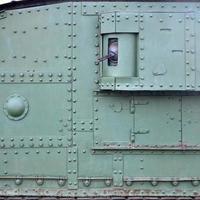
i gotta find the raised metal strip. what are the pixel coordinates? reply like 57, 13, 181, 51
92, 145, 200, 151
67, 146, 78, 189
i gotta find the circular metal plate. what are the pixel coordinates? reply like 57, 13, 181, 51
3, 94, 29, 121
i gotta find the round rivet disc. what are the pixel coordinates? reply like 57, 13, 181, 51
125, 180, 132, 186
151, 180, 158, 186
83, 179, 91, 187
15, 178, 23, 185
58, 179, 66, 186
36, 179, 44, 185
192, 180, 200, 186
105, 179, 112, 186
4, 94, 29, 121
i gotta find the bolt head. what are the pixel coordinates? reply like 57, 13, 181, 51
15, 178, 22, 185
105, 179, 112, 186
58, 179, 66, 186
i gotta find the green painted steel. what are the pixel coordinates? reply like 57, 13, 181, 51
0, 0, 200, 198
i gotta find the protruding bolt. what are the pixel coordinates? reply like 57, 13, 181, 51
125, 180, 132, 186
58, 179, 66, 186
172, 180, 179, 186
105, 179, 112, 186
151, 180, 158, 186
36, 179, 44, 185
15, 178, 23, 185
1, 73, 5, 77
192, 180, 200, 186
83, 179, 91, 187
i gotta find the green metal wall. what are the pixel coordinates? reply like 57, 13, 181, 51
0, 1, 200, 197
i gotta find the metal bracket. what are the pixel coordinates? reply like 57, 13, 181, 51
129, 97, 135, 114
185, 13, 195, 90
112, 154, 124, 187
130, 128, 150, 143
67, 146, 78, 189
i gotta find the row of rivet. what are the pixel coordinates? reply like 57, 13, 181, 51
82, 3, 200, 15
4, 178, 67, 187
100, 83, 200, 88
8, 6, 65, 16
93, 7, 102, 139
2, 177, 200, 187
0, 73, 63, 77
125, 180, 200, 187
3, 178, 111, 187
0, 137, 64, 142
82, 3, 199, 8
101, 14, 185, 23
185, 14, 196, 90
1, 56, 70, 61
0, 135, 69, 149
71, 2, 78, 135
72, 121, 94, 131
65, 59, 73, 142
94, 97, 99, 145
67, 145, 78, 188
0, 143, 65, 149
0, 72, 66, 83
67, 3, 77, 189
138, 14, 145, 87
1, 23, 72, 31
94, 21, 100, 90
0, 79, 64, 83
1, 149, 63, 156
70, 2, 75, 139
80, 179, 200, 187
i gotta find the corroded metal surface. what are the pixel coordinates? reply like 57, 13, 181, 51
0, 197, 198, 200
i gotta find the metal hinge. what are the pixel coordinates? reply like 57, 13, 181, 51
129, 97, 135, 114
113, 154, 124, 187
130, 129, 150, 143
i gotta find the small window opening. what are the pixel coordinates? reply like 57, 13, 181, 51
108, 38, 118, 66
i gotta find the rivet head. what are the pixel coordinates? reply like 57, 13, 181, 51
83, 179, 91, 187
58, 179, 66, 186
36, 179, 44, 185
15, 178, 22, 185
19, 73, 24, 77
172, 180, 179, 186
1, 73, 5, 77
192, 180, 199, 186
125, 180, 132, 186
105, 179, 112, 186
151, 180, 158, 186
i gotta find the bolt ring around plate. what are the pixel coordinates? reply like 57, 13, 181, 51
3, 94, 29, 121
